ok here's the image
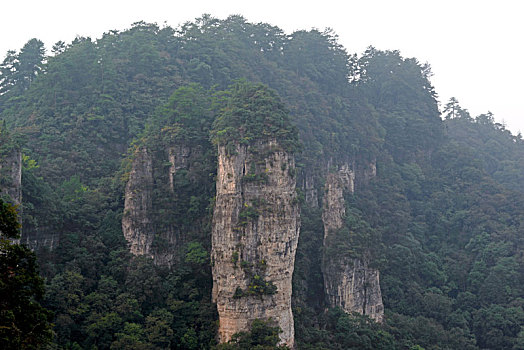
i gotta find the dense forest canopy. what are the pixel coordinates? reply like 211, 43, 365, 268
0, 15, 522, 349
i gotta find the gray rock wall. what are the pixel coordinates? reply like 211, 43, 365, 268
212, 140, 299, 348
321, 163, 384, 322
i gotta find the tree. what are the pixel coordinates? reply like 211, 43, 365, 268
17, 38, 46, 91
211, 81, 299, 153
51, 41, 66, 56
443, 97, 459, 120
0, 198, 20, 238
0, 50, 18, 95
443, 97, 471, 120
475, 111, 495, 125
216, 319, 288, 349
0, 39, 45, 96
0, 198, 53, 349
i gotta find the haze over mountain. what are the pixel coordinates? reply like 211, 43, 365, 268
0, 14, 523, 350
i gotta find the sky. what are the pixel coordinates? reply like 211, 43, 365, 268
1, 0, 523, 135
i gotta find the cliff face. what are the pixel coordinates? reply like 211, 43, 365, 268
212, 140, 299, 348
122, 143, 208, 266
0, 146, 22, 205
0, 146, 22, 242
168, 145, 191, 193
122, 147, 155, 258
122, 146, 183, 266
321, 163, 384, 322
321, 164, 354, 237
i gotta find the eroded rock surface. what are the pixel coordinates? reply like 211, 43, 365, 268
122, 147, 156, 258
321, 163, 384, 322
212, 141, 299, 348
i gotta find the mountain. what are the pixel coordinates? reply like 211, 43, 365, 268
0, 15, 522, 349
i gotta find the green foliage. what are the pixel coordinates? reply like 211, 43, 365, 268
234, 253, 277, 298
324, 204, 382, 262
238, 203, 260, 226
443, 97, 472, 120
216, 319, 288, 350
184, 242, 208, 266
0, 38, 45, 96
110, 322, 148, 349
233, 287, 244, 299
0, 200, 53, 349
355, 47, 443, 162
285, 29, 350, 93
0, 125, 21, 201
0, 241, 54, 349
445, 105, 524, 192
0, 198, 20, 238
243, 169, 269, 184
0, 122, 19, 157
245, 274, 278, 297
0, 14, 522, 350
231, 251, 239, 266
153, 83, 213, 146
295, 308, 398, 349
211, 81, 299, 153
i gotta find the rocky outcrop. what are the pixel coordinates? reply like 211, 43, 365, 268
302, 172, 319, 208
355, 158, 377, 189
122, 147, 156, 258
321, 163, 384, 322
122, 147, 179, 266
21, 231, 59, 249
168, 145, 191, 192
212, 140, 299, 348
321, 164, 354, 237
0, 139, 63, 250
122, 144, 205, 266
323, 256, 384, 321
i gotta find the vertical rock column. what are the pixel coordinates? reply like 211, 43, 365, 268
123, 145, 194, 265
122, 147, 155, 258
212, 141, 299, 348
321, 164, 384, 322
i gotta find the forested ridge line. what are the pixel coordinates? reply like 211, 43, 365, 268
0, 15, 522, 349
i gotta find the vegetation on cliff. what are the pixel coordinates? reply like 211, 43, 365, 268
0, 198, 53, 349
211, 81, 299, 154
0, 15, 522, 349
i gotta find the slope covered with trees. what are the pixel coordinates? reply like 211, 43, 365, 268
0, 15, 522, 349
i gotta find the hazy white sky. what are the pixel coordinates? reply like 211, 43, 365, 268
2, 0, 523, 134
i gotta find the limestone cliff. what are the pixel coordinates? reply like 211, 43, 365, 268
321, 163, 384, 322
168, 145, 191, 193
212, 140, 299, 348
122, 147, 155, 258
302, 172, 319, 208
122, 146, 183, 266
122, 143, 208, 266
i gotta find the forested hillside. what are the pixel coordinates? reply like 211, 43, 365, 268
0, 15, 522, 349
